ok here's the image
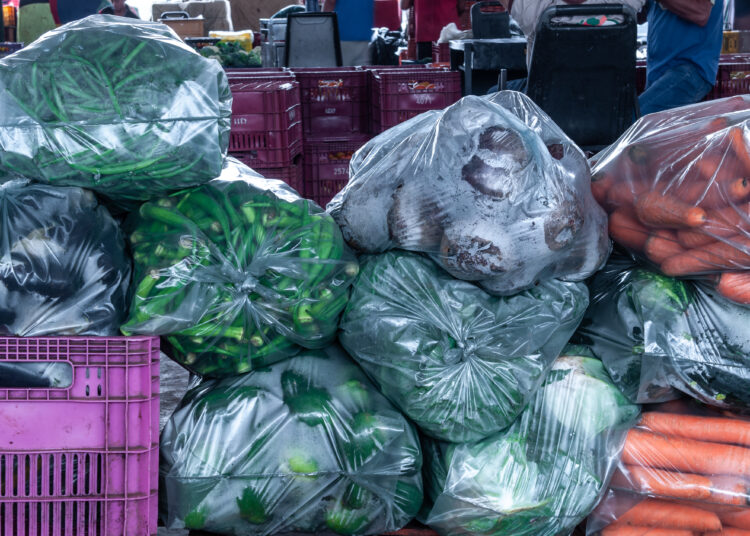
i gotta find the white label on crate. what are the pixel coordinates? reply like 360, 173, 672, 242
234, 117, 248, 125
333, 166, 348, 176
415, 94, 435, 105
325, 107, 337, 114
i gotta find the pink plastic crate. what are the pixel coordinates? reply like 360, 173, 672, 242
291, 67, 369, 139
242, 161, 305, 196
0, 336, 160, 536
371, 68, 461, 133
302, 136, 370, 207
707, 54, 750, 99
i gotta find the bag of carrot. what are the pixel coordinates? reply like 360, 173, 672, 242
591, 95, 750, 305
577, 254, 750, 410
120, 158, 359, 378
0, 15, 231, 202
586, 399, 750, 536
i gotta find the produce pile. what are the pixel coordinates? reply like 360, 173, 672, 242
422, 346, 639, 536
339, 251, 589, 442
329, 91, 610, 296
578, 255, 750, 409
5, 18, 750, 536
201, 41, 262, 67
591, 95, 750, 304
588, 400, 750, 536
0, 15, 232, 201
160, 346, 423, 536
122, 158, 358, 378
0, 180, 130, 336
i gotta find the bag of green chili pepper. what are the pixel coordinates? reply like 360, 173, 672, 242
0, 15, 231, 201
160, 345, 423, 536
121, 158, 359, 378
339, 251, 590, 443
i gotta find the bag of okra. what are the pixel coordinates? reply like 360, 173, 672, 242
121, 158, 359, 378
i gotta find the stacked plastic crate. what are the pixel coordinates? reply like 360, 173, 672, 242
369, 66, 462, 134
293, 67, 371, 207
0, 336, 160, 536
226, 69, 305, 195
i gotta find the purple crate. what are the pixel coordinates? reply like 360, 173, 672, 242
0, 336, 160, 536
707, 55, 750, 100
232, 159, 305, 196
291, 67, 369, 139
302, 136, 370, 207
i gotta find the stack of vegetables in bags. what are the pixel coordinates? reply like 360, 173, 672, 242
578, 95, 750, 535
331, 91, 639, 535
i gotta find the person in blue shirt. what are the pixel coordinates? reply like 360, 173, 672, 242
323, 0, 374, 65
639, 0, 724, 115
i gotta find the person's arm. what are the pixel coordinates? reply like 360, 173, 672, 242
323, 0, 336, 11
401, 0, 413, 9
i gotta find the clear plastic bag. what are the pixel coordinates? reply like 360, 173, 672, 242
591, 95, 750, 305
121, 158, 359, 378
577, 254, 750, 410
160, 345, 423, 536
339, 251, 589, 443
422, 345, 639, 536
0, 15, 231, 202
328, 91, 610, 296
587, 399, 750, 535
0, 180, 130, 336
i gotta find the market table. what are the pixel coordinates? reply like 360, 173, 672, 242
449, 36, 528, 95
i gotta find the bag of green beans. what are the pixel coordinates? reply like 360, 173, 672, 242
121, 158, 359, 378
0, 15, 231, 201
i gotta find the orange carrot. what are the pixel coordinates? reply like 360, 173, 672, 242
618, 499, 721, 531
661, 237, 750, 275
717, 271, 750, 304
673, 178, 750, 209
636, 192, 707, 228
613, 465, 712, 501
708, 202, 750, 233
610, 208, 651, 251
721, 509, 750, 530
645, 230, 685, 264
592, 173, 615, 207
705, 528, 750, 536
608, 181, 649, 209
677, 229, 716, 249
622, 429, 750, 477
729, 127, 750, 175
640, 412, 750, 448
601, 525, 694, 536
614, 465, 748, 505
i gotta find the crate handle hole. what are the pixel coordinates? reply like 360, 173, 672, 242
0, 362, 73, 389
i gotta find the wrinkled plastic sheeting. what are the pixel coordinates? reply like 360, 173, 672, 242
329, 91, 609, 296
160, 346, 423, 536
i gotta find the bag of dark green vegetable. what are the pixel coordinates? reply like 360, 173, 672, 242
328, 91, 610, 296
121, 158, 358, 378
0, 15, 231, 201
339, 251, 589, 443
576, 254, 750, 410
422, 345, 639, 536
0, 180, 129, 336
160, 345, 423, 536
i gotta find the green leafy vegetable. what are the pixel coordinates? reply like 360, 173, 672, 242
576, 254, 750, 409
339, 251, 589, 442
421, 346, 638, 536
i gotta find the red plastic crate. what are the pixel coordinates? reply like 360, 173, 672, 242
432, 42, 449, 63
291, 67, 369, 139
707, 55, 750, 99
302, 136, 370, 207
0, 336, 160, 536
371, 68, 461, 133
247, 161, 305, 196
